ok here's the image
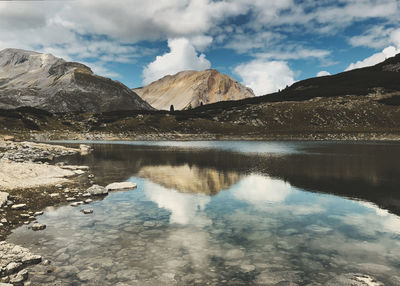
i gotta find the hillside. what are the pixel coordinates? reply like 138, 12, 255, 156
183, 53, 400, 113
0, 48, 153, 113
1, 54, 400, 141
133, 69, 254, 110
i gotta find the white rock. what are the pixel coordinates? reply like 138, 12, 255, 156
31, 223, 46, 231
86, 185, 108, 196
74, 170, 86, 175
22, 254, 42, 265
81, 209, 93, 214
11, 204, 26, 210
0, 191, 9, 207
5, 262, 22, 275
10, 269, 28, 284
34, 211, 43, 216
105, 182, 137, 191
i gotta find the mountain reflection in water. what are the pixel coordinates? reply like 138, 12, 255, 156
138, 165, 241, 195
63, 141, 400, 215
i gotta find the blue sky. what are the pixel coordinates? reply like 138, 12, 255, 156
1, 0, 399, 95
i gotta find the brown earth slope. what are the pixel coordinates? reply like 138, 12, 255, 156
133, 69, 254, 110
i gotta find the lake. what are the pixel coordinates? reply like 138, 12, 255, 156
7, 141, 400, 285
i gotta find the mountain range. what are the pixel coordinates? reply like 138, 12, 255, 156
0, 48, 400, 141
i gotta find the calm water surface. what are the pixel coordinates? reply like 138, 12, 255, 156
7, 141, 400, 285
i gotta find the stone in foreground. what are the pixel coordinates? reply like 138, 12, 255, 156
11, 204, 26, 210
105, 182, 137, 191
86, 185, 108, 196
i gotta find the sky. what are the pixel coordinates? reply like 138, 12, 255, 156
0, 0, 400, 96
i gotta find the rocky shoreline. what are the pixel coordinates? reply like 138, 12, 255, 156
7, 130, 400, 143
0, 137, 137, 285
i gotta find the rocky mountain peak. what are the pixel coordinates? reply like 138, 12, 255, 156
134, 69, 254, 110
0, 48, 152, 112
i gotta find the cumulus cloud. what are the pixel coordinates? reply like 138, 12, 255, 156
1, 0, 400, 82
234, 59, 295, 96
317, 71, 331, 77
232, 174, 293, 205
346, 28, 400, 71
345, 46, 400, 71
142, 38, 211, 85
145, 181, 211, 226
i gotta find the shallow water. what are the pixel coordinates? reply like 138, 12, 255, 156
8, 141, 400, 285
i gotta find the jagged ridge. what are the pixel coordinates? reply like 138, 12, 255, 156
0, 48, 153, 113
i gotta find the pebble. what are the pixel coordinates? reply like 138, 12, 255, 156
84, 199, 93, 204
34, 211, 44, 216
81, 209, 93, 214
66, 197, 76, 202
49, 193, 59, 198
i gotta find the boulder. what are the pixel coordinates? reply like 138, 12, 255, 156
9, 269, 28, 284
21, 254, 42, 265
86, 185, 108, 196
4, 262, 22, 275
105, 182, 137, 191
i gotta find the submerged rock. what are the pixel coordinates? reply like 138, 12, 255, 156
105, 182, 137, 191
31, 223, 46, 231
86, 185, 108, 196
81, 209, 93, 214
326, 273, 384, 286
0, 241, 42, 282
9, 269, 28, 284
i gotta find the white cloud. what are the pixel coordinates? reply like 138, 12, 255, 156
317, 71, 331, 77
234, 59, 295, 96
232, 174, 293, 205
145, 181, 211, 226
345, 46, 400, 71
188, 35, 213, 52
349, 26, 394, 49
391, 28, 400, 48
142, 38, 211, 84
1, 0, 400, 81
